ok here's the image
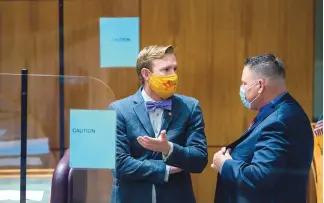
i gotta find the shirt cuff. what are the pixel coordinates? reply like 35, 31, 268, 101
164, 165, 171, 182
162, 142, 173, 161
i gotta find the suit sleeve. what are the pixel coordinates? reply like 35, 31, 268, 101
109, 103, 167, 184
220, 121, 290, 189
165, 100, 208, 173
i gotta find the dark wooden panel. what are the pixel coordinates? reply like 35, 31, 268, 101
191, 146, 220, 203
0, 1, 59, 168
238, 0, 314, 132
141, 0, 314, 146
63, 0, 140, 148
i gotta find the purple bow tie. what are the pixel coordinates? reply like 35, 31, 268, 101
145, 99, 172, 112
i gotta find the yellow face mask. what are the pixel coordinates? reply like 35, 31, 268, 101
148, 73, 178, 99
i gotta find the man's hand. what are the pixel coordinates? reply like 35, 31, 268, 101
137, 130, 171, 154
169, 166, 182, 174
211, 147, 232, 171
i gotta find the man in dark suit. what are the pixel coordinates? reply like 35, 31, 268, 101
109, 45, 208, 203
212, 53, 314, 203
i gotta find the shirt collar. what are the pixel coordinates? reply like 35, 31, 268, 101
257, 91, 287, 120
141, 89, 155, 102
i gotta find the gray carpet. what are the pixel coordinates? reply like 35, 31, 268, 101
0, 177, 51, 203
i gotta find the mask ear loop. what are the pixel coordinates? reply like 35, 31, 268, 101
245, 80, 259, 92
250, 93, 261, 105
250, 80, 262, 104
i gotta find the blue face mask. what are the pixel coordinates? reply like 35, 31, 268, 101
240, 82, 260, 109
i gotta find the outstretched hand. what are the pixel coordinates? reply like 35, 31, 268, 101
137, 130, 171, 154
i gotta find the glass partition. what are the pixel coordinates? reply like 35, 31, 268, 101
0, 73, 116, 203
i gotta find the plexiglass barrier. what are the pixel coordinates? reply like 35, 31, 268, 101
0, 73, 116, 203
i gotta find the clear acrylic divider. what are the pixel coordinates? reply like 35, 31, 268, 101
0, 73, 116, 203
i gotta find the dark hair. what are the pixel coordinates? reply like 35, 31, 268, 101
244, 53, 285, 79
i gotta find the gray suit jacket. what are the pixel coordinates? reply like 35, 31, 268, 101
109, 87, 208, 203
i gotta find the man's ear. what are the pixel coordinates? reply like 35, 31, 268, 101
258, 79, 265, 94
141, 68, 150, 81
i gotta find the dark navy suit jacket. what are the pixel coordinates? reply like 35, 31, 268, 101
109, 87, 208, 203
214, 92, 314, 203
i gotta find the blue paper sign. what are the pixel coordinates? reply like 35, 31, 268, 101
69, 109, 116, 169
99, 17, 140, 68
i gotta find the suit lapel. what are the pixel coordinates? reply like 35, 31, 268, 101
227, 92, 292, 149
132, 88, 155, 138
160, 110, 172, 132
133, 104, 155, 137
227, 108, 276, 149
132, 89, 182, 136
160, 96, 181, 132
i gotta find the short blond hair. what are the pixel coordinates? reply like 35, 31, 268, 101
136, 45, 175, 83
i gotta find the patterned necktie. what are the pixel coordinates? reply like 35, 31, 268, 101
145, 99, 172, 112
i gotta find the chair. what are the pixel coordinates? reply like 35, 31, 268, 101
49, 149, 87, 203
307, 162, 317, 203
313, 135, 323, 203
307, 123, 323, 203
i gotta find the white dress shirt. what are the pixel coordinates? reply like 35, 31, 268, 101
141, 89, 173, 203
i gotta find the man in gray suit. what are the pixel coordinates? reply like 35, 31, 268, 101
109, 45, 208, 203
